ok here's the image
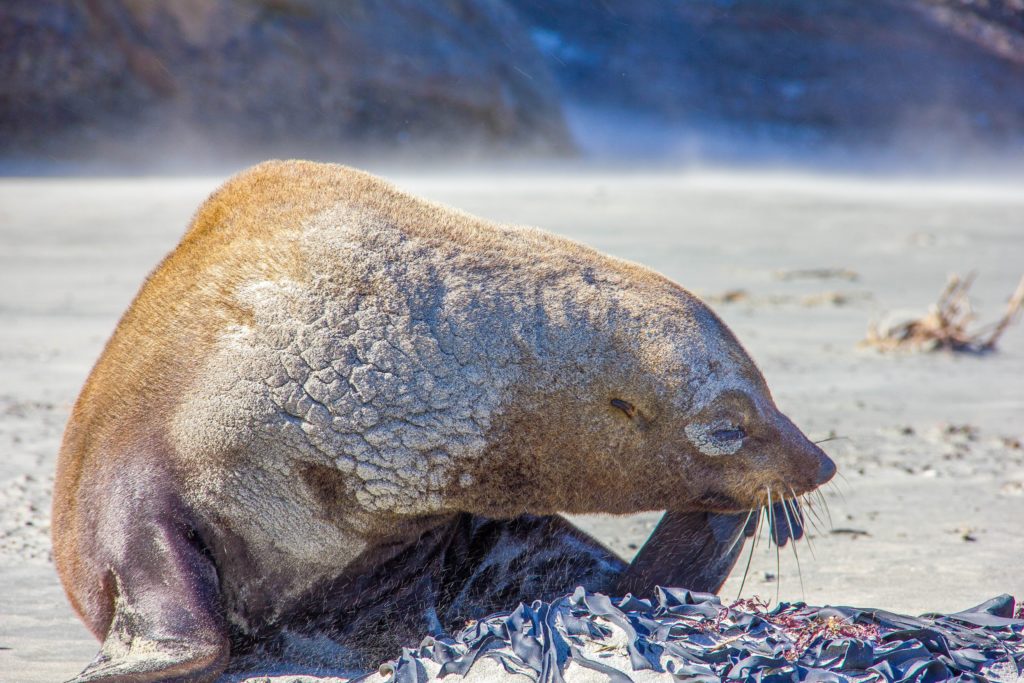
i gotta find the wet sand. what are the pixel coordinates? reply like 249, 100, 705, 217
1, 170, 1021, 681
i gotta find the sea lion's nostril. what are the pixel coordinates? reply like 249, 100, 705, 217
816, 455, 837, 485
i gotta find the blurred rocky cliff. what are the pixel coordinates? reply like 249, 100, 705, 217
0, 0, 570, 165
514, 0, 1024, 163
2, 0, 1023, 167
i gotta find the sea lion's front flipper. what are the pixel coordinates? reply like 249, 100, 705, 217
67, 502, 229, 683
616, 511, 751, 596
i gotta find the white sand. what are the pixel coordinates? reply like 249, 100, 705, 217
1, 170, 1021, 682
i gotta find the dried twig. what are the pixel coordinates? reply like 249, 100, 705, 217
863, 273, 1024, 354
774, 267, 860, 282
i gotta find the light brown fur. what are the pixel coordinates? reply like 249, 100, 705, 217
53, 160, 833, 682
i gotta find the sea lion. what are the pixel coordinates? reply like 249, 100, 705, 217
52, 160, 835, 682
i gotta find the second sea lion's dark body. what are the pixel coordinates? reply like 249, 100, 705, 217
234, 511, 763, 669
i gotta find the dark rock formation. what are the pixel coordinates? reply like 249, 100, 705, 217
513, 0, 1024, 162
3, 0, 1024, 166
0, 0, 570, 165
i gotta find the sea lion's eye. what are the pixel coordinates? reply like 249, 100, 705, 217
711, 426, 746, 441
610, 398, 637, 419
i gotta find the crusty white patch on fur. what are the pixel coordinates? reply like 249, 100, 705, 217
172, 205, 530, 602
683, 422, 744, 457
166, 170, 775, 620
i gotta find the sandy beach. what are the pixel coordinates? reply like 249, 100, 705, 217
1, 169, 1021, 682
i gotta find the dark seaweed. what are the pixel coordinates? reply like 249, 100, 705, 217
387, 588, 1024, 682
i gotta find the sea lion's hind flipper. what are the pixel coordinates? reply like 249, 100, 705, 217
68, 639, 226, 683
67, 505, 229, 683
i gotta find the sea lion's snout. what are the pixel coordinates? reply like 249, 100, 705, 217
679, 390, 837, 513
774, 413, 837, 495
679, 383, 836, 501
814, 447, 837, 486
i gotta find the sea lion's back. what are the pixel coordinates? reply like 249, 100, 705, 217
66, 162, 390, 416
53, 162, 417, 615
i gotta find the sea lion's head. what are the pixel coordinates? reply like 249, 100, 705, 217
463, 258, 835, 519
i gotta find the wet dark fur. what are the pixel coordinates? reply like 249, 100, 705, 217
240, 514, 627, 670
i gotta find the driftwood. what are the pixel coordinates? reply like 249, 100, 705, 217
864, 274, 1024, 353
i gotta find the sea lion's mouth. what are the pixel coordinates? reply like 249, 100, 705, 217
696, 483, 816, 516
693, 491, 750, 513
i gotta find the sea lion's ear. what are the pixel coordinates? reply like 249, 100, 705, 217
67, 496, 229, 682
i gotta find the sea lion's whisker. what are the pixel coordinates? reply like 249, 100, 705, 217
791, 488, 812, 536
799, 504, 818, 559
789, 530, 806, 600
767, 486, 780, 603
792, 496, 818, 560
784, 484, 805, 529
780, 491, 797, 541
813, 435, 848, 445
794, 493, 827, 565
826, 478, 849, 503
736, 508, 760, 599
751, 502, 766, 553
819, 489, 835, 528
781, 494, 811, 588
802, 493, 828, 536
809, 488, 826, 521
816, 488, 836, 528
794, 489, 820, 530
725, 507, 757, 559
